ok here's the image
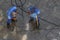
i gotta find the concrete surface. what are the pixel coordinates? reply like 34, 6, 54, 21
0, 0, 60, 40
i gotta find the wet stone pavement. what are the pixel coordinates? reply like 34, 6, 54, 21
0, 0, 60, 40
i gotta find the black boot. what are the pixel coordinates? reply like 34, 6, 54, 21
7, 23, 10, 29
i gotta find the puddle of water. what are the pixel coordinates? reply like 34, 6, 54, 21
21, 34, 27, 40
3, 34, 8, 39
25, 23, 30, 30
52, 38, 57, 40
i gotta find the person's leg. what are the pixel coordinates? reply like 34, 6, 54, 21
29, 17, 37, 30
11, 17, 17, 26
36, 17, 40, 29
10, 17, 17, 31
7, 19, 11, 29
29, 17, 40, 30
29, 17, 34, 23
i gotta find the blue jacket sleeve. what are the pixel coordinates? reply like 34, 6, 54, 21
35, 9, 40, 15
7, 6, 17, 19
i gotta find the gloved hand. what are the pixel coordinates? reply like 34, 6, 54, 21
12, 17, 17, 22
